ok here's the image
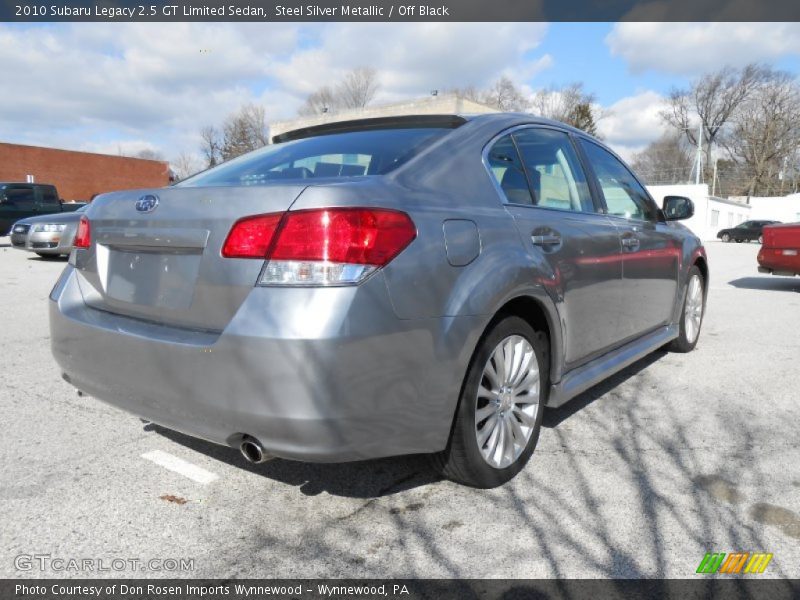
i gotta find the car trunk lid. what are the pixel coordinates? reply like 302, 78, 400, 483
73, 185, 306, 331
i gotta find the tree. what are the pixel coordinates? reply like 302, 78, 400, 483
171, 152, 203, 181
482, 76, 530, 112
660, 64, 769, 180
531, 83, 602, 136
220, 103, 268, 161
298, 67, 380, 116
297, 86, 339, 117
200, 104, 269, 167
720, 71, 800, 196
200, 125, 223, 168
134, 149, 165, 161
630, 133, 695, 185
339, 66, 380, 109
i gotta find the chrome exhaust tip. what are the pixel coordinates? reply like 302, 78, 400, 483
239, 437, 272, 464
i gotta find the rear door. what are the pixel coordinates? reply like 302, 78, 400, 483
37, 185, 62, 216
578, 139, 680, 341
487, 126, 624, 367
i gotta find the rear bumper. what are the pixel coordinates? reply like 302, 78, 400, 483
757, 248, 800, 276
50, 266, 481, 462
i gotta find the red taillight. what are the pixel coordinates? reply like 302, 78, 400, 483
222, 208, 417, 285
221, 213, 283, 258
74, 216, 91, 248
271, 208, 416, 266
223, 208, 416, 265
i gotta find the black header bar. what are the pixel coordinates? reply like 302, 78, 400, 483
3, 0, 800, 22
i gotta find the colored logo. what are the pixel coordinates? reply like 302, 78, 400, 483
696, 552, 773, 574
135, 194, 159, 213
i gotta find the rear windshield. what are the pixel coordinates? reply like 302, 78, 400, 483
179, 127, 452, 187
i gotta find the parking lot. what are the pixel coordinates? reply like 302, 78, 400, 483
1, 238, 799, 579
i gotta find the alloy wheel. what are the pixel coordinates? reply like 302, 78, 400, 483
684, 274, 704, 344
474, 335, 540, 469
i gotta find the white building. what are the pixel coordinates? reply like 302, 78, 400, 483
647, 185, 800, 241
747, 194, 800, 223
647, 184, 752, 241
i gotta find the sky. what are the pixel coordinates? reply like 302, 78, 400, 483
1, 22, 800, 165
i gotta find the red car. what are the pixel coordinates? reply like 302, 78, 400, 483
758, 223, 800, 276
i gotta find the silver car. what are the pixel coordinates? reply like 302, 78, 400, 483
50, 114, 708, 488
11, 206, 87, 258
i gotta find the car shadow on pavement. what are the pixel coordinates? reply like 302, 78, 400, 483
728, 276, 800, 292
28, 255, 68, 261
543, 350, 666, 428
146, 423, 442, 498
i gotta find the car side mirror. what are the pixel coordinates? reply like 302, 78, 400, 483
662, 196, 694, 221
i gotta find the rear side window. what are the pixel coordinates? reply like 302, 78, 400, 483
180, 127, 453, 187
487, 128, 594, 213
40, 187, 59, 204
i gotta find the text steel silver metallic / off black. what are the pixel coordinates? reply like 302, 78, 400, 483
50, 113, 708, 487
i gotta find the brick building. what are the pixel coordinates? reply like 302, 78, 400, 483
0, 142, 171, 202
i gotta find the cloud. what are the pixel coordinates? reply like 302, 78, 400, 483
597, 90, 669, 160
607, 23, 800, 75
0, 22, 550, 161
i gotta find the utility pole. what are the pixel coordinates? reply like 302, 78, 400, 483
711, 158, 718, 197
694, 121, 703, 185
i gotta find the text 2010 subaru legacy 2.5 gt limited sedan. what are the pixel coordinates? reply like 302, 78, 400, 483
50, 114, 708, 488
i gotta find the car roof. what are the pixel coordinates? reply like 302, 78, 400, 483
0, 182, 56, 188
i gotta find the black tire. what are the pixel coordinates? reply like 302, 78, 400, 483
432, 316, 548, 488
721, 233, 730, 242
35, 252, 57, 259
667, 266, 705, 353
735, 239, 743, 243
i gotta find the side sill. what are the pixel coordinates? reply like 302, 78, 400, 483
546, 324, 679, 408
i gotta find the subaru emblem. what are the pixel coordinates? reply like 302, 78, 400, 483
135, 194, 159, 213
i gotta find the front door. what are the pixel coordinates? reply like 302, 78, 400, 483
579, 139, 679, 340
0, 184, 37, 234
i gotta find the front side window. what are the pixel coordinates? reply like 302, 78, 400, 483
180, 127, 454, 187
580, 140, 657, 221
2, 186, 36, 208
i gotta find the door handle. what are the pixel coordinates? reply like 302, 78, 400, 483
621, 236, 640, 249
531, 234, 562, 247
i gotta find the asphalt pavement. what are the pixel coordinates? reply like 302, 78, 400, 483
1, 238, 798, 579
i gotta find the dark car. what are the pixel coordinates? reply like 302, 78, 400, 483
717, 220, 780, 243
50, 113, 708, 488
0, 183, 85, 235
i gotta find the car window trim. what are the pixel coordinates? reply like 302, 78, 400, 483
481, 123, 605, 215
578, 137, 664, 224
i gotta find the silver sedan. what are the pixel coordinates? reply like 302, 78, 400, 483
50, 114, 707, 488
11, 206, 87, 257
